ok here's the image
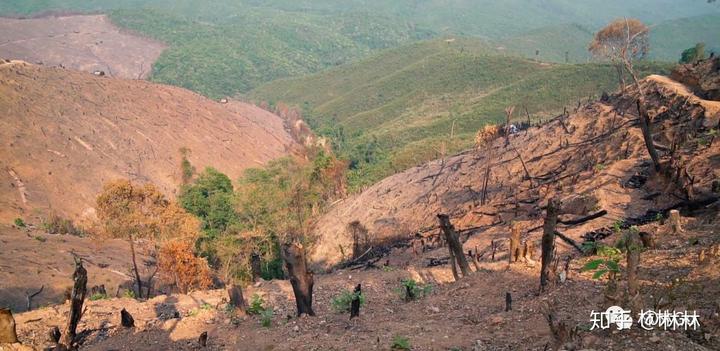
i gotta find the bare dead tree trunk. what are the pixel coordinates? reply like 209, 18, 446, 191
540, 199, 561, 292
437, 214, 471, 279
505, 292, 512, 312
509, 224, 521, 264
636, 100, 661, 171
0, 308, 18, 343
350, 284, 361, 319
129, 238, 143, 299
60, 257, 87, 349
668, 209, 683, 234
281, 242, 315, 316
227, 284, 246, 312
26, 285, 44, 311
250, 252, 262, 282
448, 246, 459, 281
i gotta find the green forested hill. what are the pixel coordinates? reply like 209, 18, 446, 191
250, 39, 671, 189
0, 1, 715, 97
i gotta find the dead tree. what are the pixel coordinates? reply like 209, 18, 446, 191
26, 285, 44, 311
120, 308, 135, 328
60, 257, 87, 349
227, 284, 247, 313
437, 214, 471, 279
508, 224, 522, 263
0, 308, 18, 343
282, 242, 315, 316
350, 284, 361, 319
540, 199, 561, 292
637, 100, 661, 172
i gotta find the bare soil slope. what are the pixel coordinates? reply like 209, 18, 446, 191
310, 72, 720, 268
0, 15, 165, 79
0, 61, 293, 223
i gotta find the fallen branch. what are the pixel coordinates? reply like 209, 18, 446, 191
554, 231, 585, 254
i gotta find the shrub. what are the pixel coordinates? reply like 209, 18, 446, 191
331, 289, 365, 313
42, 214, 83, 236
247, 294, 266, 315
260, 307, 274, 328
123, 289, 136, 299
399, 279, 432, 301
89, 292, 108, 301
13, 218, 25, 227
391, 336, 411, 350
34, 236, 46, 243
158, 240, 213, 294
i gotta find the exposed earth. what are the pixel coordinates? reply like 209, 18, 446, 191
0, 15, 165, 79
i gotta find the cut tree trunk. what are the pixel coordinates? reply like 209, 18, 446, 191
60, 257, 87, 350
250, 252, 262, 282
505, 292, 512, 312
509, 224, 521, 263
350, 284, 361, 319
625, 231, 642, 297
281, 242, 315, 316
0, 308, 18, 343
540, 199, 561, 292
668, 209, 683, 234
227, 284, 246, 312
437, 214, 471, 279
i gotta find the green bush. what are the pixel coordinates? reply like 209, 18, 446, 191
89, 292, 108, 301
247, 294, 267, 315
391, 336, 411, 350
331, 289, 366, 313
260, 307, 274, 328
13, 218, 25, 227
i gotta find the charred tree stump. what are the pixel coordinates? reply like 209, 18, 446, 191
636, 100, 661, 172
120, 308, 134, 328
448, 245, 460, 281
250, 252, 262, 282
509, 224, 521, 264
350, 284, 361, 319
639, 231, 656, 249
540, 199, 561, 292
227, 284, 247, 312
198, 331, 208, 347
505, 292, 512, 312
282, 242, 315, 317
48, 326, 61, 343
0, 308, 18, 344
60, 257, 87, 350
437, 214, 471, 279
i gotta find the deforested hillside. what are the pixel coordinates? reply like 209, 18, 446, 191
0, 60, 293, 223
250, 38, 672, 189
0, 14, 166, 79
309, 66, 720, 268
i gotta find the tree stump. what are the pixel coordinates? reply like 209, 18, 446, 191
250, 252, 262, 282
508, 224, 521, 264
522, 240, 536, 265
120, 308, 134, 328
227, 284, 247, 313
668, 210, 683, 234
540, 199, 561, 292
48, 326, 61, 343
639, 231, 656, 249
505, 292, 512, 312
625, 230, 642, 299
350, 284, 361, 319
60, 257, 87, 349
281, 242, 315, 316
437, 214, 471, 279
0, 308, 18, 344
198, 331, 208, 347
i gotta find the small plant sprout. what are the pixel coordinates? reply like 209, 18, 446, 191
399, 279, 432, 301
247, 293, 266, 315
13, 218, 25, 227
391, 335, 411, 350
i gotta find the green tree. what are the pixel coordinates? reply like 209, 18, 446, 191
680, 42, 706, 63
